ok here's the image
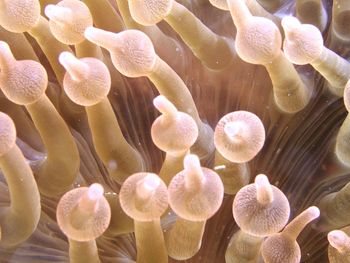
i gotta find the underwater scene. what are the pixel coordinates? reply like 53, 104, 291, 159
0, 0, 350, 262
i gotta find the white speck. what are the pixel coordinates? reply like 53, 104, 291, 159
108, 160, 118, 171
214, 165, 226, 170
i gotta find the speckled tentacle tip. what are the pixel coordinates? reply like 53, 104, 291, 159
44, 0, 104, 59
328, 226, 350, 263
335, 80, 350, 166
261, 206, 320, 263
45, 0, 93, 45
0, 0, 74, 86
57, 183, 111, 263
282, 16, 350, 97
226, 174, 290, 262
227, 0, 310, 114
166, 154, 224, 260
45, 0, 128, 95
0, 0, 86, 124
214, 111, 265, 194
151, 95, 198, 185
127, 0, 235, 71
0, 112, 40, 247
0, 41, 80, 197
119, 173, 169, 263
84, 27, 215, 159
0, 0, 40, 33
115, 0, 183, 72
59, 51, 145, 184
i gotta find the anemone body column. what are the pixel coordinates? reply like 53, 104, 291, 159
0, 113, 41, 247
57, 183, 111, 263
59, 52, 144, 184
166, 155, 224, 260
120, 173, 169, 263
151, 95, 198, 185
282, 16, 350, 97
0, 41, 80, 197
84, 27, 215, 159
227, 0, 310, 113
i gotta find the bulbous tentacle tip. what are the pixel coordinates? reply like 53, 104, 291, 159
183, 154, 206, 190
87, 183, 104, 201
281, 16, 301, 34
0, 42, 47, 105
184, 154, 201, 173
45, 0, 93, 45
151, 95, 198, 155
85, 27, 156, 77
0, 40, 15, 66
0, 0, 40, 33
56, 184, 111, 241
84, 26, 115, 50
128, 0, 174, 26
45, 5, 72, 24
0, 112, 16, 157
282, 16, 324, 65
282, 206, 320, 241
328, 230, 346, 244
153, 95, 178, 117
214, 111, 265, 163
255, 174, 274, 205
168, 154, 224, 221
233, 173, 290, 236
60, 51, 111, 106
59, 51, 89, 81
308, 206, 321, 219
136, 174, 161, 199
119, 173, 168, 221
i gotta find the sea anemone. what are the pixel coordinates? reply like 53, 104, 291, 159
0, 0, 350, 262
